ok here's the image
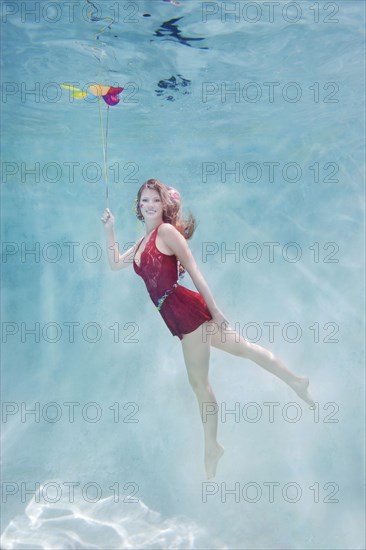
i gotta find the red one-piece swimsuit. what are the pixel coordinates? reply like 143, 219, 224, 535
133, 223, 213, 339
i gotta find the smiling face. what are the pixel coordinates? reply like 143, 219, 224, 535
139, 187, 164, 221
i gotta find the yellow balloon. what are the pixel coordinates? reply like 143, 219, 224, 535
61, 84, 80, 91
61, 84, 88, 99
72, 91, 88, 99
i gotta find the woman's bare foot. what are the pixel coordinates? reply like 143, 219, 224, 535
290, 376, 315, 409
205, 443, 225, 479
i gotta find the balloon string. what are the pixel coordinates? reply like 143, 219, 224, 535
98, 97, 109, 208
105, 106, 110, 207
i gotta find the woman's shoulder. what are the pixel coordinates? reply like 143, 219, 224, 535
158, 223, 183, 248
158, 222, 178, 235
158, 222, 193, 242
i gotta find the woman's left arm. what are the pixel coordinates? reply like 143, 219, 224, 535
160, 224, 229, 326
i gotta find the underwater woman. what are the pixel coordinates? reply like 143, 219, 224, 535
101, 179, 315, 479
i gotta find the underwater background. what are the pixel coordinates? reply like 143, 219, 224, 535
1, 0, 365, 548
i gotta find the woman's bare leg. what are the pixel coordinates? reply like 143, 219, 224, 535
208, 322, 315, 407
181, 326, 224, 479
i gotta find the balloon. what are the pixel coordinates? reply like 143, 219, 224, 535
88, 84, 111, 97
61, 84, 124, 105
102, 86, 124, 106
61, 84, 88, 99
61, 82, 124, 209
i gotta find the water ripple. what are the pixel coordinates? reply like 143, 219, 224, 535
1, 481, 226, 550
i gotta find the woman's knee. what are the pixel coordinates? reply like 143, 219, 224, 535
186, 368, 209, 392
188, 377, 210, 394
211, 329, 252, 358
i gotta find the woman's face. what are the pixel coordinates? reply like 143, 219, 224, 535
139, 188, 164, 221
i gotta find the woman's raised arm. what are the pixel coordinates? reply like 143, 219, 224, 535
101, 208, 137, 271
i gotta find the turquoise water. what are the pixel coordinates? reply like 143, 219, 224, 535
1, 0, 365, 548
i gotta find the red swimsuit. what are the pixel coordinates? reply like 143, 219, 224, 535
133, 223, 213, 339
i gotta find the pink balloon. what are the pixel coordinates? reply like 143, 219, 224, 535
102, 87, 124, 106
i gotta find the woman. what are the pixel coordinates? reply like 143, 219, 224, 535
101, 179, 315, 479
